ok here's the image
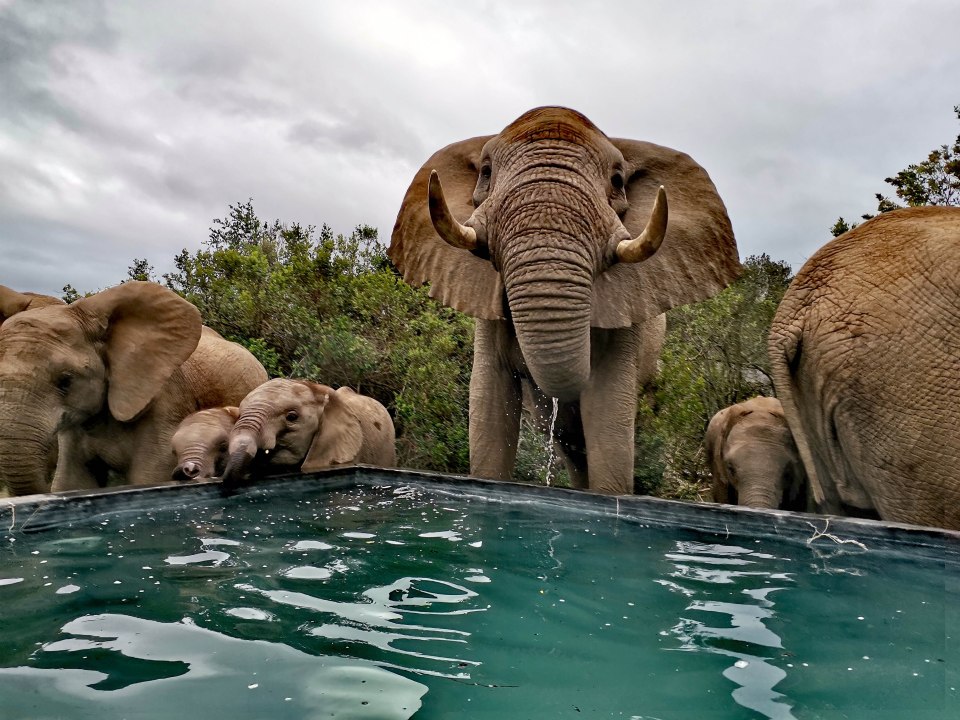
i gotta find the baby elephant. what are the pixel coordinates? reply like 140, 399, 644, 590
171, 407, 240, 481
220, 378, 396, 490
705, 396, 808, 511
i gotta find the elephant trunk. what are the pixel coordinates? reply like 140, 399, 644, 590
496, 168, 605, 402
735, 456, 789, 510
507, 272, 592, 402
0, 418, 57, 496
219, 426, 261, 492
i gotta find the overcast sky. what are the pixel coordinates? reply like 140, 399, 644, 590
1, 0, 958, 296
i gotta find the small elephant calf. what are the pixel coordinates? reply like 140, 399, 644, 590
171, 407, 240, 481
705, 396, 808, 511
220, 378, 396, 490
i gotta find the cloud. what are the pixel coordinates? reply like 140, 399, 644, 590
1, 0, 959, 296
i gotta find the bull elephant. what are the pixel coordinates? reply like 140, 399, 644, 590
0, 285, 65, 323
220, 378, 396, 491
0, 281, 268, 495
171, 406, 240, 482
389, 106, 739, 494
705, 396, 808, 511
768, 207, 960, 529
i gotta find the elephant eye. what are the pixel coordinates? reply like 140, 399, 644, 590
480, 164, 492, 179
55, 373, 73, 394
285, 410, 299, 423
611, 173, 625, 191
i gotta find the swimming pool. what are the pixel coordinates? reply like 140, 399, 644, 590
1, 468, 957, 718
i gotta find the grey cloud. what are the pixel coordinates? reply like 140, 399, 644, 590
2, 0, 960, 299
0, 0, 115, 131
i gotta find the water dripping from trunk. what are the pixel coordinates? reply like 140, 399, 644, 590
544, 397, 559, 486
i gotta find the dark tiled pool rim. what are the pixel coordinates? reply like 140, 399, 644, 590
2, 466, 958, 563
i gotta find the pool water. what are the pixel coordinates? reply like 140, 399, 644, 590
0, 480, 956, 719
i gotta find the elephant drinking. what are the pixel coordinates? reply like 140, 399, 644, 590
389, 106, 739, 494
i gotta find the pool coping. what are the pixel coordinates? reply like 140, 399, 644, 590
2, 465, 958, 562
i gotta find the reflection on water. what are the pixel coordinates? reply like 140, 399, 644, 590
659, 541, 798, 720
2, 613, 426, 719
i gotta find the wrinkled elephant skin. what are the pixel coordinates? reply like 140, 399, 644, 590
769, 207, 960, 529
171, 406, 240, 481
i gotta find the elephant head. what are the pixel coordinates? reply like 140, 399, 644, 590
0, 281, 202, 495
390, 106, 738, 402
0, 285, 64, 324
171, 406, 240, 481
705, 397, 807, 510
220, 379, 368, 489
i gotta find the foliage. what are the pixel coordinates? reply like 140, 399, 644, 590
635, 254, 793, 497
832, 103, 960, 235
162, 200, 474, 473
61, 284, 81, 304
126, 258, 157, 283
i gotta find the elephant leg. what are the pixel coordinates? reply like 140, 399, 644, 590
469, 320, 522, 480
579, 327, 643, 495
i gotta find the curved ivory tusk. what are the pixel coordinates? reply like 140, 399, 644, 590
616, 185, 668, 263
428, 170, 478, 251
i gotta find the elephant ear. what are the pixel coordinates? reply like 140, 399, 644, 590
0, 285, 64, 323
74, 281, 202, 422
389, 135, 506, 319
592, 140, 741, 328
302, 385, 364, 471
705, 406, 733, 504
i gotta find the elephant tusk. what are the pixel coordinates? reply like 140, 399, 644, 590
616, 185, 668, 263
428, 170, 478, 251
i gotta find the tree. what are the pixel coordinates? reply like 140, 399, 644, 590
833, 103, 960, 234
126, 258, 157, 283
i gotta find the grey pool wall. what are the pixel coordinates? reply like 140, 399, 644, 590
2, 465, 958, 564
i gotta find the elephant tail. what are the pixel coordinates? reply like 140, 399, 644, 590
767, 322, 825, 512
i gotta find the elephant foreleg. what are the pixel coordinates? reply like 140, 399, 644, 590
469, 320, 522, 480
579, 327, 643, 495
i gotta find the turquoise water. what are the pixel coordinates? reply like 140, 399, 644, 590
0, 481, 956, 719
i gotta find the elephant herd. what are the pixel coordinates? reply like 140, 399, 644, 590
2, 106, 959, 531
0, 282, 395, 496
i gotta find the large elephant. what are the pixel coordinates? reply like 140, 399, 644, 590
768, 207, 960, 529
0, 281, 268, 495
171, 406, 240, 482
705, 396, 808, 511
0, 285, 65, 323
220, 378, 396, 490
389, 106, 739, 494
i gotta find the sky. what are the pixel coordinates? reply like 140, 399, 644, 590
1, 0, 958, 297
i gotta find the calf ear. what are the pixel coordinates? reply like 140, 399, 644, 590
705, 407, 732, 503
301, 387, 364, 471
74, 282, 202, 422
